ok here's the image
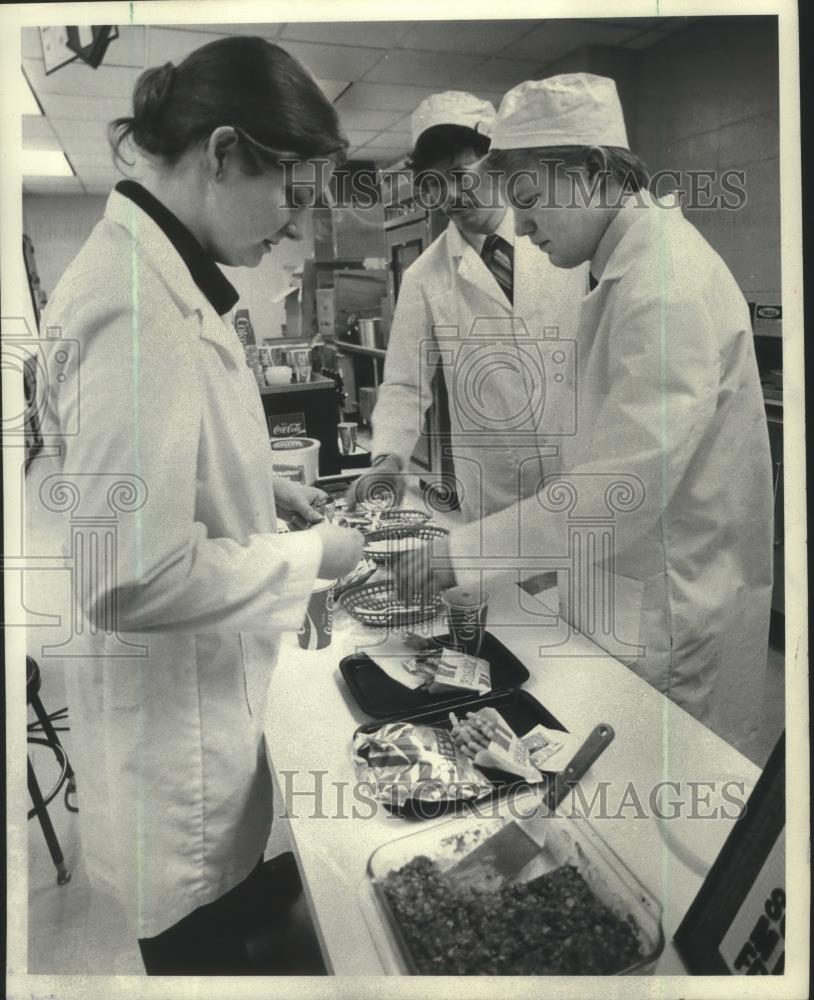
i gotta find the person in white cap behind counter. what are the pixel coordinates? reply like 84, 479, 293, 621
394, 74, 773, 753
348, 90, 586, 525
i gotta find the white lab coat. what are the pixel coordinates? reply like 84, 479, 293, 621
25, 189, 323, 938
450, 194, 774, 742
372, 216, 587, 522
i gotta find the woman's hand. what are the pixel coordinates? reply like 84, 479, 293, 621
273, 479, 331, 529
312, 522, 365, 580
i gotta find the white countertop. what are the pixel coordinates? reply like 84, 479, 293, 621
265, 577, 760, 979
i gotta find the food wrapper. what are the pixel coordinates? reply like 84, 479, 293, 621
366, 639, 491, 694
469, 708, 543, 783
520, 723, 581, 773
353, 721, 493, 807
424, 651, 491, 695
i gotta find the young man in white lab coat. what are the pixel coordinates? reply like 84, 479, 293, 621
397, 75, 774, 748
351, 91, 586, 524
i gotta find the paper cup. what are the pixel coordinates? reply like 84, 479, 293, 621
270, 437, 321, 485
441, 585, 490, 657
298, 579, 335, 650
338, 421, 358, 455
265, 365, 293, 386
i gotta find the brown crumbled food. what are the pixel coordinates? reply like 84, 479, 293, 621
381, 856, 644, 975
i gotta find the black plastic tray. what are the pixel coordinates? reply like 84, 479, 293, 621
353, 688, 567, 819
340, 630, 530, 719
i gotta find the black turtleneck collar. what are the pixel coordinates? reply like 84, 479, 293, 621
115, 180, 239, 316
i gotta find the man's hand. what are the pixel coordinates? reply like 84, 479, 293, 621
273, 479, 331, 530
392, 535, 455, 606
344, 454, 405, 511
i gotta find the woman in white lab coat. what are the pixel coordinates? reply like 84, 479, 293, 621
26, 36, 363, 974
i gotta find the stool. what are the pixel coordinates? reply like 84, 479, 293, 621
27, 656, 76, 885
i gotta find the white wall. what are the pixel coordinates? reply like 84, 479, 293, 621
22, 192, 312, 341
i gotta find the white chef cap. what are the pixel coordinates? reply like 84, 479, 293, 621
491, 73, 629, 151
410, 91, 497, 147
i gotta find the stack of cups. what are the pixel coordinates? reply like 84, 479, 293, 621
289, 347, 312, 385
441, 585, 490, 657
298, 579, 335, 650
244, 345, 265, 389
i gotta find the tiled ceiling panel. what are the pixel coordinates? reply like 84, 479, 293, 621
22, 116, 60, 147
363, 49, 481, 86
504, 19, 644, 62
161, 23, 287, 38
335, 82, 440, 112
23, 57, 138, 99
397, 19, 536, 55
337, 108, 406, 132
280, 21, 412, 48
34, 93, 132, 122
455, 56, 547, 90
281, 40, 386, 81
19, 17, 692, 194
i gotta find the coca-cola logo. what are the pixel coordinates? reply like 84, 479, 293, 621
272, 421, 305, 436
268, 410, 307, 438
451, 609, 479, 641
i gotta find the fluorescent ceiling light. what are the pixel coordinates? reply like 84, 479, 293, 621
21, 69, 42, 115
22, 149, 74, 177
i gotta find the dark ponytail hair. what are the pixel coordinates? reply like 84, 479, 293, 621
109, 36, 348, 172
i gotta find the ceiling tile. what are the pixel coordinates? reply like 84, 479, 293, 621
23, 56, 138, 99
22, 27, 42, 60
99, 26, 147, 68
337, 108, 405, 131
584, 18, 669, 31
145, 27, 223, 65
623, 29, 672, 50
500, 19, 643, 62
23, 176, 84, 195
360, 135, 411, 151
22, 116, 58, 142
281, 40, 385, 81
50, 118, 111, 146
456, 56, 544, 90
363, 49, 481, 86
67, 152, 119, 168
397, 20, 536, 56
163, 23, 286, 38
343, 129, 381, 147
316, 79, 351, 102
280, 21, 412, 48
35, 93, 131, 122
335, 82, 439, 112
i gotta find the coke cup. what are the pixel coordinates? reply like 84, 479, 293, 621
298, 580, 334, 650
441, 585, 490, 657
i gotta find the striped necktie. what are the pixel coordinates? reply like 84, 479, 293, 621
481, 234, 514, 305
